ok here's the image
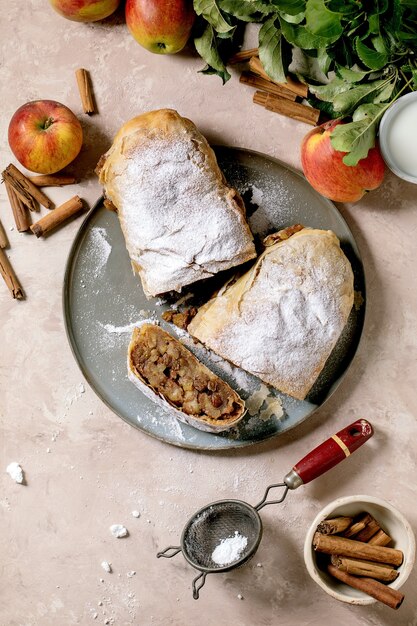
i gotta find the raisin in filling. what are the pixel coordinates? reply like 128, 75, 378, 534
131, 326, 241, 421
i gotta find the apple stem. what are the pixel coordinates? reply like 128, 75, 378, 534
42, 117, 54, 130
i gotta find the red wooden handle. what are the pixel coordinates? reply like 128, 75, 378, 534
292, 419, 373, 485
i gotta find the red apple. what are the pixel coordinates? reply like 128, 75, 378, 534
301, 120, 385, 203
126, 0, 195, 54
49, 0, 121, 22
8, 100, 83, 175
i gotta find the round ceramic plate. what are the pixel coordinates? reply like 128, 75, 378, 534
63, 147, 365, 450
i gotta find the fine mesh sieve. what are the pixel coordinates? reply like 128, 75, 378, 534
182, 500, 262, 570
157, 419, 373, 599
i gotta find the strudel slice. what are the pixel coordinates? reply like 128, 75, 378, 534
128, 324, 246, 433
188, 228, 354, 400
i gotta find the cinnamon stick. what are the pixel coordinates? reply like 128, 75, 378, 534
0, 218, 9, 248
30, 195, 84, 238
253, 91, 320, 126
4, 173, 38, 213
3, 164, 53, 210
313, 533, 403, 566
4, 180, 31, 232
0, 248, 24, 299
28, 174, 77, 187
317, 517, 353, 535
248, 57, 308, 98
355, 517, 381, 542
330, 555, 399, 583
344, 513, 373, 538
75, 68, 95, 115
327, 564, 404, 610
240, 72, 296, 101
229, 48, 259, 64
368, 529, 392, 547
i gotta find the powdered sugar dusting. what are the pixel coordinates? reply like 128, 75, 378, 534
102, 121, 255, 296
189, 230, 354, 399
85, 227, 112, 277
99, 317, 157, 335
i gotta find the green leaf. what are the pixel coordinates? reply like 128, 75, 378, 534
279, 10, 305, 23
308, 76, 352, 102
372, 78, 396, 103
352, 103, 386, 123
327, 0, 358, 14
317, 48, 332, 75
194, 0, 235, 34
367, 0, 389, 34
292, 49, 329, 83
335, 66, 370, 82
355, 37, 389, 70
194, 24, 231, 83
371, 34, 387, 54
307, 96, 338, 118
330, 103, 385, 165
305, 0, 343, 43
332, 77, 394, 113
258, 17, 288, 83
270, 0, 306, 16
219, 0, 272, 21
387, 0, 402, 31
368, 13, 380, 34
280, 17, 330, 49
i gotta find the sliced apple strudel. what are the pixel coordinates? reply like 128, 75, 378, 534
188, 228, 354, 400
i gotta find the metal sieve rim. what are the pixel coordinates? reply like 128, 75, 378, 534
180, 499, 263, 573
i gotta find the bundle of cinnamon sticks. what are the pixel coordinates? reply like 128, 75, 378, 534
0, 68, 98, 300
229, 49, 320, 126
313, 512, 405, 609
1, 163, 84, 299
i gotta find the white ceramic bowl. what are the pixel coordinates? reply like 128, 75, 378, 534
304, 495, 416, 605
379, 91, 417, 184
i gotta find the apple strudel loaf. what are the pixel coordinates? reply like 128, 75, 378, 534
96, 109, 256, 298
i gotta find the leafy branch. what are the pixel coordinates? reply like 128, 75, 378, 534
193, 0, 417, 163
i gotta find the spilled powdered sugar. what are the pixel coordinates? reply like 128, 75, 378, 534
84, 227, 112, 277
99, 317, 157, 335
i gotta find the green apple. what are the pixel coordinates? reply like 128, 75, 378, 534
125, 0, 196, 54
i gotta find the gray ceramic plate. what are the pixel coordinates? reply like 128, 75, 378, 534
63, 147, 365, 450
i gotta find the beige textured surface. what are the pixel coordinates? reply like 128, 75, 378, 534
1, 3, 416, 625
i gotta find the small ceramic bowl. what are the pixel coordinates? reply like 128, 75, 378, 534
379, 91, 417, 184
304, 495, 416, 605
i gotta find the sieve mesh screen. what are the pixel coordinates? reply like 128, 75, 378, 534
182, 501, 261, 570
